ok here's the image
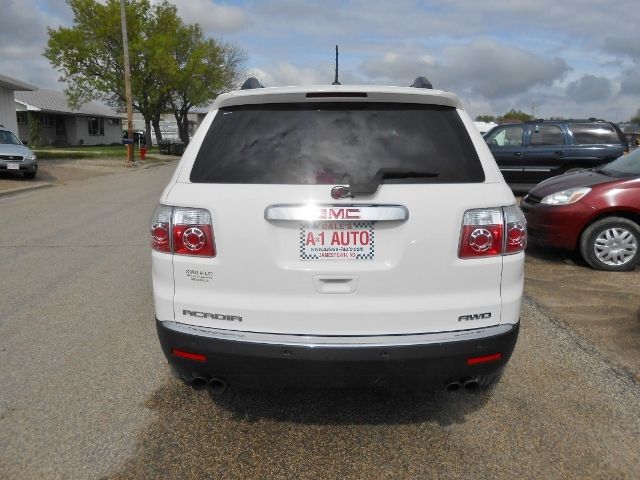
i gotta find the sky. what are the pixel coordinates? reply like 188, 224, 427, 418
1, 0, 639, 121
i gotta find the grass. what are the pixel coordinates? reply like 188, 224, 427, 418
33, 145, 159, 160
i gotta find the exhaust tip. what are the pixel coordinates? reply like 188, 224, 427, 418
191, 376, 208, 390
208, 378, 228, 396
463, 379, 480, 392
445, 381, 461, 392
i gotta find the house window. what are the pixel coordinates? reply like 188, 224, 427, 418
56, 118, 66, 136
88, 117, 104, 136
108, 118, 120, 126
41, 115, 55, 127
17, 112, 27, 125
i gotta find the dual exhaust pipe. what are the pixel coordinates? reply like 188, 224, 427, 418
445, 378, 480, 392
191, 376, 228, 395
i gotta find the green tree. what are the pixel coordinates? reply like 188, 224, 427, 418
167, 24, 246, 143
45, 0, 245, 146
497, 109, 534, 123
475, 115, 496, 122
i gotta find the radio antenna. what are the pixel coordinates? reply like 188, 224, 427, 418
332, 45, 341, 85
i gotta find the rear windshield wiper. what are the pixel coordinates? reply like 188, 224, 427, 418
348, 168, 439, 196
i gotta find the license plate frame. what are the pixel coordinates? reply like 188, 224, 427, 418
7, 163, 20, 170
299, 221, 375, 261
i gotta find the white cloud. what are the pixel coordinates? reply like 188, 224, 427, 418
359, 40, 570, 98
170, 0, 250, 34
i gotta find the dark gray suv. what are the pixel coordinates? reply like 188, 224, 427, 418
485, 119, 627, 190
0, 126, 37, 179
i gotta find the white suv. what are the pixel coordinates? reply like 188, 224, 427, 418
150, 79, 525, 394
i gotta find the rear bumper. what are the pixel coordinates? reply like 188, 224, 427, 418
156, 319, 519, 388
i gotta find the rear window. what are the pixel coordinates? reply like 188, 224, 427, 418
190, 103, 484, 184
570, 123, 620, 144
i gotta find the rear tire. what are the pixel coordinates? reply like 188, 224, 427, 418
579, 217, 640, 271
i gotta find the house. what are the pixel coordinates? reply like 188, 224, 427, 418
0, 73, 36, 134
124, 110, 205, 145
15, 89, 123, 146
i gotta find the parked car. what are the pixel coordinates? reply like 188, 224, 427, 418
521, 149, 640, 271
484, 119, 627, 190
150, 78, 526, 393
0, 125, 37, 179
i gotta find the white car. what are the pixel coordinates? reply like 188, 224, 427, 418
150, 79, 526, 394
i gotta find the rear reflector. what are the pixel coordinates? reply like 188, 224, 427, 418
171, 348, 207, 362
466, 352, 502, 365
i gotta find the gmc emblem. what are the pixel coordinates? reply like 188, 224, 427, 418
318, 208, 361, 220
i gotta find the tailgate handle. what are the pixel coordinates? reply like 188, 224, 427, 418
313, 276, 359, 294
265, 204, 408, 222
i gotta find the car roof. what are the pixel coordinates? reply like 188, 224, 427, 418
212, 85, 463, 110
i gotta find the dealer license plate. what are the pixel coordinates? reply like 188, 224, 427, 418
7, 163, 19, 170
300, 222, 375, 260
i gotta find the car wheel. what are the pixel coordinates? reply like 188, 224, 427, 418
23, 171, 36, 180
579, 217, 640, 271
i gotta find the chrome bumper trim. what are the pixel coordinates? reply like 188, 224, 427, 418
160, 321, 516, 348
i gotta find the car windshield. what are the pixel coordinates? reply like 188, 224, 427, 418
597, 149, 640, 177
0, 130, 22, 145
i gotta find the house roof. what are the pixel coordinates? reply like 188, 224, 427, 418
15, 89, 121, 118
0, 73, 37, 91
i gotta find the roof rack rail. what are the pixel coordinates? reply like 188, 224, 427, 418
410, 76, 433, 89
241, 77, 264, 90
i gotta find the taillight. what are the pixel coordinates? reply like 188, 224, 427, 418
458, 205, 526, 259
173, 208, 216, 256
150, 205, 216, 257
150, 205, 172, 253
503, 205, 527, 254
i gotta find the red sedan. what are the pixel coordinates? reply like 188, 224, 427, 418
521, 149, 640, 271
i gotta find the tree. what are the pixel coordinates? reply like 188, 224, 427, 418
46, 0, 157, 146
167, 24, 246, 143
475, 115, 496, 122
497, 109, 534, 123
45, 0, 245, 146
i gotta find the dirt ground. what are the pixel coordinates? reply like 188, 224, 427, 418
525, 244, 640, 380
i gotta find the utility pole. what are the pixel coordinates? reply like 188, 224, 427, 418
120, 0, 134, 164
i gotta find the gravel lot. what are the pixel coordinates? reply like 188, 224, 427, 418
0, 163, 638, 479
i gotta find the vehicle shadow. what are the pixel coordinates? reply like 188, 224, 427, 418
104, 378, 497, 479
208, 382, 494, 426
